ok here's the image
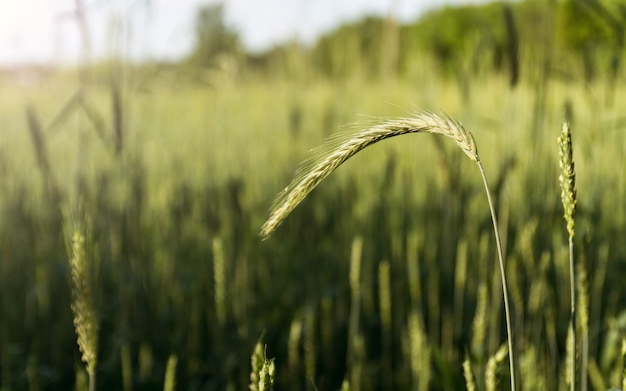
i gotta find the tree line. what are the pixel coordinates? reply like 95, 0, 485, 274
187, 0, 626, 84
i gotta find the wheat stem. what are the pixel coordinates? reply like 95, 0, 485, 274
568, 234, 576, 391
477, 161, 516, 391
621, 338, 626, 391
577, 262, 589, 391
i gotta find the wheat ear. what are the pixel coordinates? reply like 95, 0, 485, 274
260, 111, 516, 390
260, 112, 477, 238
559, 121, 577, 391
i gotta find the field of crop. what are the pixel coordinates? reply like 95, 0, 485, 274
2, 47, 626, 391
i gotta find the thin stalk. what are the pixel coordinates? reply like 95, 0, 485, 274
569, 234, 576, 391
582, 319, 588, 391
579, 262, 589, 391
89, 371, 96, 391
477, 160, 516, 391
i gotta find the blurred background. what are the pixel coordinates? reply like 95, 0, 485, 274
2, 0, 626, 390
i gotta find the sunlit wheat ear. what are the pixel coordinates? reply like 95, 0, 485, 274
260, 111, 478, 238
559, 121, 577, 238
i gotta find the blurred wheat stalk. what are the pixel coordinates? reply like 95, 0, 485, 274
69, 231, 98, 391
559, 121, 581, 391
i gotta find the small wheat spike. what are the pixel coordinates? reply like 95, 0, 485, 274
559, 121, 577, 238
260, 110, 516, 390
250, 342, 275, 391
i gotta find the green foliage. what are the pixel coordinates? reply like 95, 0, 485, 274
557, 0, 614, 81
237, 0, 626, 84
558, 0, 612, 51
311, 16, 385, 79
417, 5, 504, 73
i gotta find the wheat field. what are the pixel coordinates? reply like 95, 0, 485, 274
1, 62, 626, 391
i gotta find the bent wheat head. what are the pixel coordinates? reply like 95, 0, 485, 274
260, 112, 478, 238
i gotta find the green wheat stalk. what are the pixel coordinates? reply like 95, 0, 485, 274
471, 282, 489, 359
577, 263, 589, 391
212, 237, 226, 325
288, 316, 302, 374
260, 111, 516, 390
121, 343, 132, 391
347, 236, 363, 373
303, 306, 316, 383
622, 338, 626, 391
408, 310, 431, 390
559, 121, 577, 391
378, 260, 393, 389
163, 354, 178, 391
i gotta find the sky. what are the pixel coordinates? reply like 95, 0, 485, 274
0, 0, 493, 66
